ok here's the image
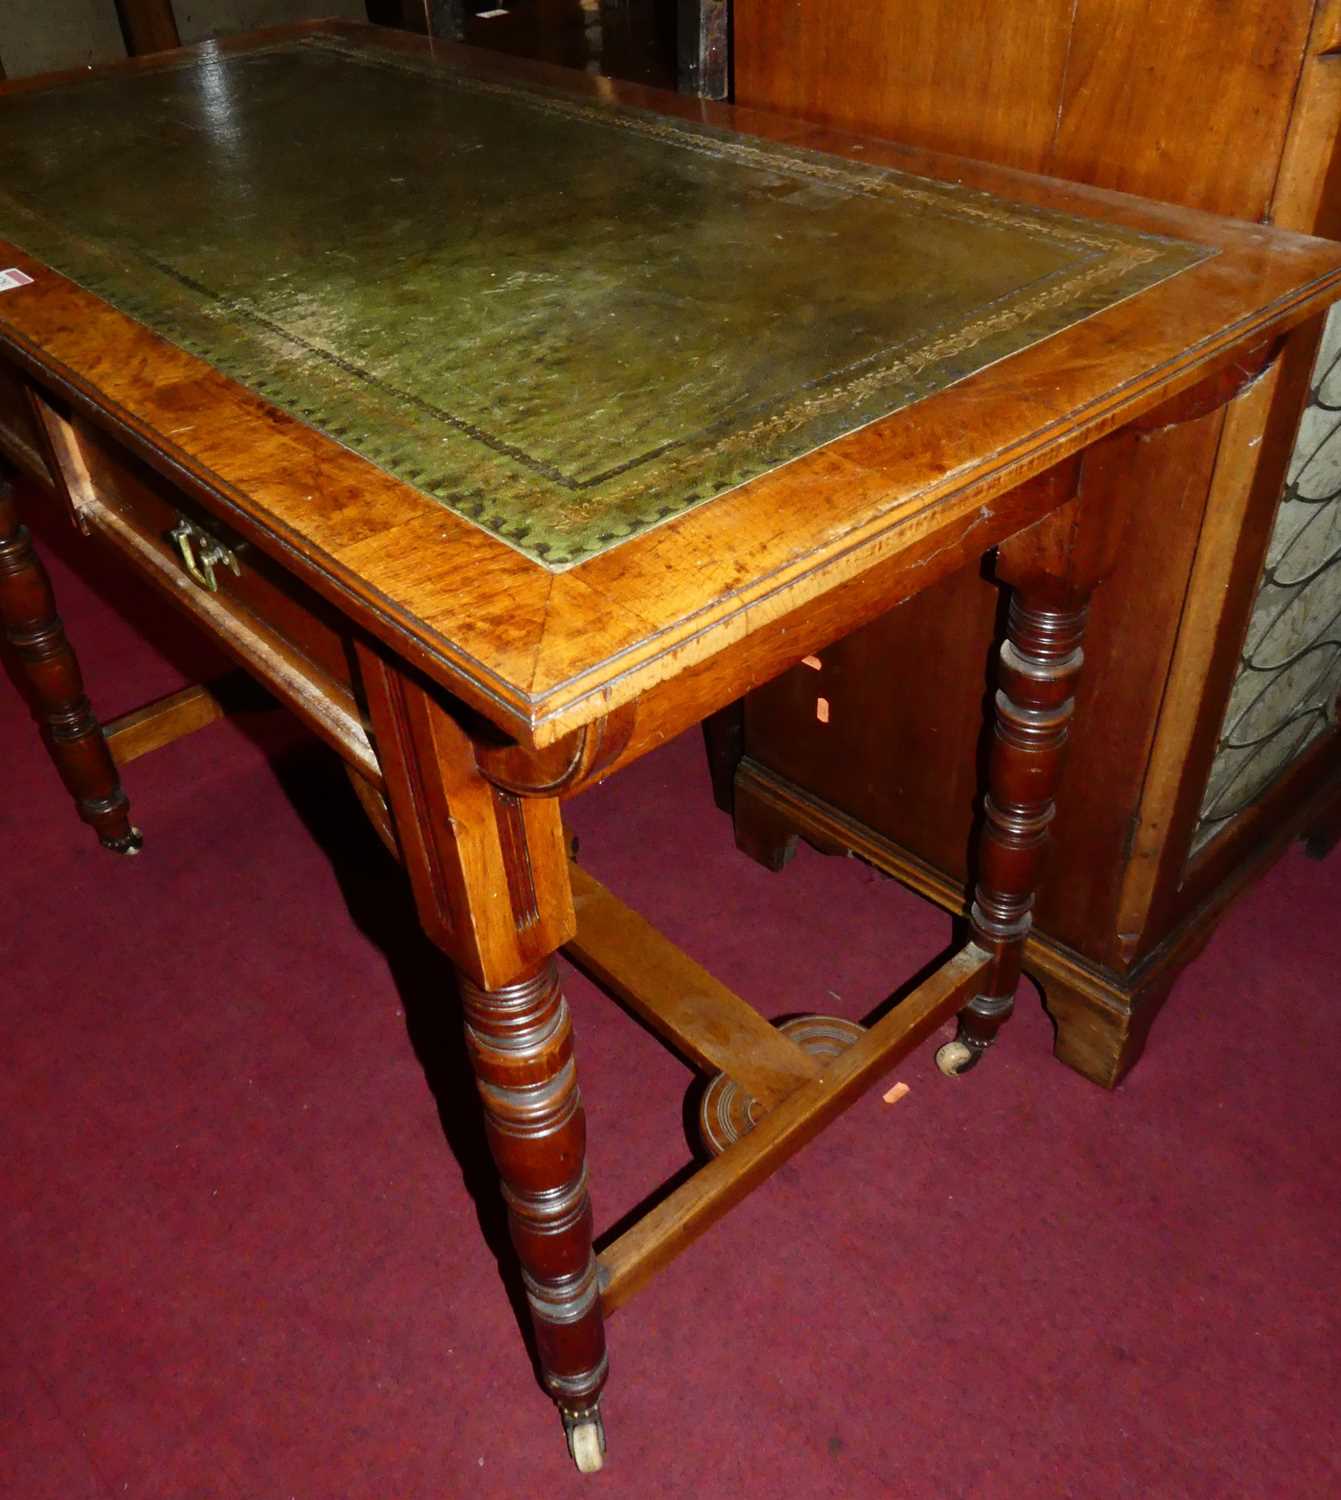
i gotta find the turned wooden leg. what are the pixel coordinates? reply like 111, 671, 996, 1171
458, 957, 608, 1469
935, 477, 1129, 1079
937, 587, 1087, 1075
356, 640, 612, 1470
0, 477, 141, 854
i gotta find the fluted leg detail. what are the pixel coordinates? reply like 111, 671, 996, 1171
458, 957, 608, 1423
0, 478, 140, 854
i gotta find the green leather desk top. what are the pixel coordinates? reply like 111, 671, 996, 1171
0, 35, 1209, 569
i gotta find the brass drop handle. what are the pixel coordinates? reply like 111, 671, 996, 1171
168, 517, 240, 593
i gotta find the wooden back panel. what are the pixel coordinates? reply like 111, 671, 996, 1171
736, 2, 1072, 174
735, 0, 1318, 217
733, 0, 1341, 965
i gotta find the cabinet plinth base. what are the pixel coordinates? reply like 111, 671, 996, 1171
730, 756, 1341, 1090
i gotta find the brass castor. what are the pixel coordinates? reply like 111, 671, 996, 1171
698, 1014, 864, 1156
101, 825, 143, 855
563, 1406, 607, 1473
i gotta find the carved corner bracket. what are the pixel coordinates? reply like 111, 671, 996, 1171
1129, 337, 1285, 435
475, 705, 637, 799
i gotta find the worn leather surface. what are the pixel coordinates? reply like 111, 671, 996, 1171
0, 35, 1209, 567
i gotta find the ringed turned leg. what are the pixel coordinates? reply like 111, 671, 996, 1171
459, 958, 608, 1469
937, 481, 1126, 1078
0, 475, 141, 853
936, 586, 1087, 1075
357, 643, 609, 1470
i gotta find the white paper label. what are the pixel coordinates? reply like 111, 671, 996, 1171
0, 268, 34, 292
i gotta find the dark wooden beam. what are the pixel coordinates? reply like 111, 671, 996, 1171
114, 0, 181, 56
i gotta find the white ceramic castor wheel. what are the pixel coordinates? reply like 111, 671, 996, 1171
566, 1413, 607, 1473
935, 1039, 975, 1077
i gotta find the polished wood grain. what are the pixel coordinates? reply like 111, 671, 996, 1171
72, 413, 358, 689
598, 945, 991, 1315
734, 1, 1074, 173
0, 361, 45, 480
728, 0, 1341, 1087
458, 957, 608, 1438
104, 682, 226, 765
947, 493, 1123, 1067
89, 494, 380, 781
1110, 339, 1319, 956
352, 633, 604, 1449
6, 21, 1341, 1467
1277, 1, 1341, 242
564, 861, 821, 1107
735, 0, 1315, 216
355, 638, 575, 990
2, 22, 1339, 762
1049, 2, 1314, 218
113, 0, 181, 56
0, 472, 140, 853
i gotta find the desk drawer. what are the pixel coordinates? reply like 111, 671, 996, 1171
75, 418, 354, 687
0, 361, 53, 484
38, 406, 378, 778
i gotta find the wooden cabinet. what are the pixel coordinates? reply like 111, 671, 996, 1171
721, 0, 1341, 1086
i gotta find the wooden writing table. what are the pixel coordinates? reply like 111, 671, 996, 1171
2, 21, 1339, 1472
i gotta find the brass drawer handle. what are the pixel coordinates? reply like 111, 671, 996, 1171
168, 517, 240, 593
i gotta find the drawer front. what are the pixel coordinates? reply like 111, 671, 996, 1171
25, 400, 380, 778
0, 360, 53, 484
71, 414, 357, 693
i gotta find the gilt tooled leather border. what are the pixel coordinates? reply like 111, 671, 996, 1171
0, 35, 1213, 569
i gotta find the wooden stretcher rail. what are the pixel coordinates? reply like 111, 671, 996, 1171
105, 682, 227, 765
564, 861, 821, 1108
596, 943, 992, 1315
104, 673, 284, 767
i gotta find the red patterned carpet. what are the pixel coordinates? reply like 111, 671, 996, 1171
3, 487, 1339, 1498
